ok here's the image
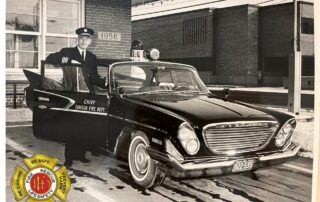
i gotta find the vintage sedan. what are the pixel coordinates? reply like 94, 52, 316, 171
24, 50, 300, 188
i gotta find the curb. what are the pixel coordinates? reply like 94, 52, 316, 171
6, 108, 32, 123
295, 116, 314, 122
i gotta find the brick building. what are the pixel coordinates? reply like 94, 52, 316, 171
132, 1, 314, 87
5, 0, 131, 107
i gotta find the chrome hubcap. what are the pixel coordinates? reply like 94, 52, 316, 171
134, 143, 149, 174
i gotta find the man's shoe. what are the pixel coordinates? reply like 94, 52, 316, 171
79, 158, 91, 163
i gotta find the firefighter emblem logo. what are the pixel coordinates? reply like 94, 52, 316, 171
10, 153, 71, 201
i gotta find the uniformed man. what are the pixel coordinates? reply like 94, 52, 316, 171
46, 27, 105, 88
46, 27, 103, 167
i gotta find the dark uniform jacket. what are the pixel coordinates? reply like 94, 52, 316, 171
46, 47, 105, 89
46, 47, 102, 163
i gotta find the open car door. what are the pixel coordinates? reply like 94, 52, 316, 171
24, 61, 109, 147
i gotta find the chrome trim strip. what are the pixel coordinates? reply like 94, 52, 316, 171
109, 114, 167, 134
50, 108, 108, 116
113, 129, 133, 155
34, 89, 75, 109
152, 138, 162, 145
203, 120, 278, 129
149, 142, 300, 171
259, 143, 301, 161
202, 120, 279, 155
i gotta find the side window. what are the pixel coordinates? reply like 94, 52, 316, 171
43, 64, 89, 92
97, 65, 109, 83
113, 65, 146, 94
94, 65, 109, 95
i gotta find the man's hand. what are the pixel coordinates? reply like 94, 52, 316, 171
71, 60, 81, 64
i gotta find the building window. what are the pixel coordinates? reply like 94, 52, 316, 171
302, 56, 314, 76
264, 57, 288, 76
183, 16, 207, 46
6, 0, 40, 69
301, 17, 314, 35
6, 0, 83, 70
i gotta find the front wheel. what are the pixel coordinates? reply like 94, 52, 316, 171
128, 132, 165, 188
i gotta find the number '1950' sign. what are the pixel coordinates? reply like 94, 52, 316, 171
98, 32, 121, 41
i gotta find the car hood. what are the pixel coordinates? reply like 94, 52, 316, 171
124, 94, 276, 127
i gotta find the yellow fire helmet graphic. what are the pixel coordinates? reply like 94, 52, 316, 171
10, 153, 71, 202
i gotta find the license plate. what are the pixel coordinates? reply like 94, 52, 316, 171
232, 159, 255, 172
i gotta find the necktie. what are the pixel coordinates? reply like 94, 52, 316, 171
81, 51, 85, 62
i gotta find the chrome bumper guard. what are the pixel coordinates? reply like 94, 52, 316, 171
147, 142, 301, 178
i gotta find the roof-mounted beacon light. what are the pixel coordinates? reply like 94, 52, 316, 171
146, 48, 160, 60
130, 40, 146, 61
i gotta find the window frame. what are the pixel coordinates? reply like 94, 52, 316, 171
42, 64, 91, 93
6, 0, 84, 74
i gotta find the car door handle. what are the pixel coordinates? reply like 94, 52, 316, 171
38, 105, 47, 110
38, 97, 50, 102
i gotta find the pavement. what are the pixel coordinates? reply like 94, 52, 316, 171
6, 125, 313, 202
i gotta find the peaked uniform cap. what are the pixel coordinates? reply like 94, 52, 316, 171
76, 27, 94, 36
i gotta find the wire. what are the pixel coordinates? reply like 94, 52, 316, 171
132, 0, 226, 17
257, 0, 275, 5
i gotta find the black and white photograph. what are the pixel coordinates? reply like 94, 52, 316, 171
3, 0, 319, 201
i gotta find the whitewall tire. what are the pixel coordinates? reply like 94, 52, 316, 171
128, 132, 165, 188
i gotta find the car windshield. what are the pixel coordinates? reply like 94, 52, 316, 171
111, 63, 210, 95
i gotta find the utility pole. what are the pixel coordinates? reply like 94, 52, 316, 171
288, 0, 301, 114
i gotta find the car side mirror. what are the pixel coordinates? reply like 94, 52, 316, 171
223, 88, 230, 100
117, 87, 125, 95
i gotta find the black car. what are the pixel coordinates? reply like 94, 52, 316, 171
24, 50, 300, 188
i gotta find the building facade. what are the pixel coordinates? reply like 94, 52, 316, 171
5, 0, 131, 106
132, 2, 314, 87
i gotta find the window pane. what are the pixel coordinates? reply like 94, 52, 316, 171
46, 37, 77, 56
6, 34, 38, 51
6, 52, 15, 68
46, 37, 68, 53
20, 52, 38, 68
302, 56, 314, 76
301, 17, 314, 35
47, 18, 78, 34
6, 0, 40, 31
47, 0, 79, 34
6, 51, 38, 69
47, 0, 78, 18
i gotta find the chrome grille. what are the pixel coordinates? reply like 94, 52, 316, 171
203, 121, 279, 154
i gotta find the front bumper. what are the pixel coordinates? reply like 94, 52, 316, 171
147, 142, 301, 178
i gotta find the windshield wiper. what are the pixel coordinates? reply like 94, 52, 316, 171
174, 90, 209, 95
126, 89, 174, 96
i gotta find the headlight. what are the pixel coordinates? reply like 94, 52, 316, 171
178, 122, 200, 155
275, 119, 296, 147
